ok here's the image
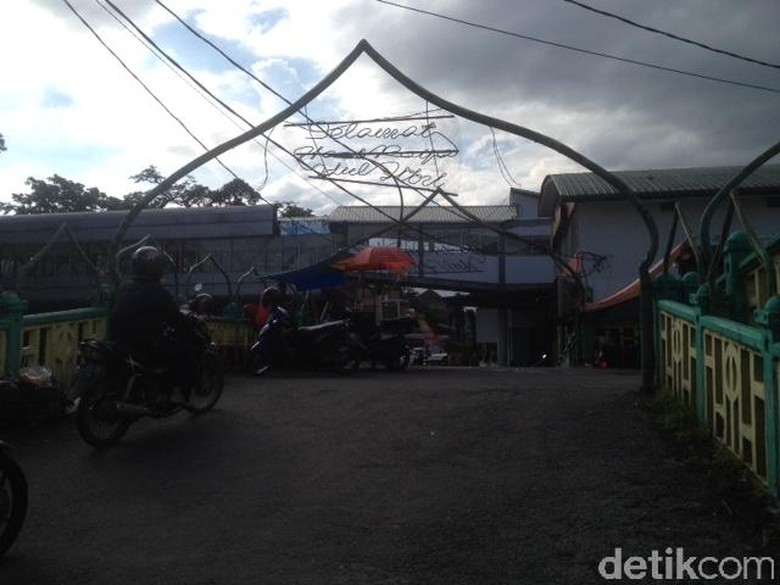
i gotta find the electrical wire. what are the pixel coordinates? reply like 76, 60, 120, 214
60, 0, 240, 185
97, 0, 342, 238
491, 128, 522, 189
99, 1, 267, 187
563, 0, 780, 71
150, 0, 478, 236
149, 0, 446, 224
375, 0, 780, 95
74, 0, 551, 262
94, 0, 467, 251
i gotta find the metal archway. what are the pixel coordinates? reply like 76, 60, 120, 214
113, 39, 659, 391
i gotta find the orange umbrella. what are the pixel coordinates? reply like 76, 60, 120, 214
332, 246, 415, 273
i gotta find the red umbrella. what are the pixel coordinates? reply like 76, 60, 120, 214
332, 246, 415, 273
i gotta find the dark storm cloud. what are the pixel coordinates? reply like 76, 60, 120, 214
337, 0, 780, 171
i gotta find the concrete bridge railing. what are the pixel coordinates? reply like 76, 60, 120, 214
656, 233, 780, 496
0, 291, 254, 393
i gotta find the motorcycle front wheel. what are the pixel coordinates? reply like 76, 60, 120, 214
186, 351, 224, 414
76, 371, 129, 448
0, 449, 28, 557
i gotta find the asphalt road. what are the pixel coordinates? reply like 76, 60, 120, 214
0, 367, 775, 584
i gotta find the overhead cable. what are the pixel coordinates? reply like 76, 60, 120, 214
60, 0, 241, 184
376, 0, 780, 95
151, 0, 467, 231
563, 0, 780, 71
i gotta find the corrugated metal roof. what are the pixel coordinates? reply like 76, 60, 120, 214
327, 205, 517, 224
543, 164, 780, 201
0, 205, 276, 244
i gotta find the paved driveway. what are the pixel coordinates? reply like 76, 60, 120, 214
0, 367, 773, 584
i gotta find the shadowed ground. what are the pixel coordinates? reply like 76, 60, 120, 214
0, 367, 775, 584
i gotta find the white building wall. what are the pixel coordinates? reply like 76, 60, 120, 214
576, 195, 780, 301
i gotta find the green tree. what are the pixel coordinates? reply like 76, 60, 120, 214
128, 165, 262, 208
129, 165, 164, 185
278, 202, 314, 218
0, 165, 268, 215
125, 165, 176, 209
212, 178, 262, 207
0, 175, 128, 215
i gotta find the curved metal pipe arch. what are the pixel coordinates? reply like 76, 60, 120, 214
112, 39, 660, 388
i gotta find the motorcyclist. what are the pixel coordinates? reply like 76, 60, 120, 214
110, 246, 197, 405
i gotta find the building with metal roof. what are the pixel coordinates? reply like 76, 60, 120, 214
539, 163, 780, 367
539, 164, 780, 216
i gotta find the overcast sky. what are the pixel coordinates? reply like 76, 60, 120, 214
1, 0, 779, 213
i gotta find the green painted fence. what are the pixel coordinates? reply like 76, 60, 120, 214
656, 232, 780, 496
0, 291, 254, 393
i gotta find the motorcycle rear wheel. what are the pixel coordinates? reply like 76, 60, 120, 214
186, 352, 224, 414
0, 450, 27, 558
76, 375, 129, 448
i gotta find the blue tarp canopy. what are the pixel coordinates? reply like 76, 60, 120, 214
259, 249, 352, 291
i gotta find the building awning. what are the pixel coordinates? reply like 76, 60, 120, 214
583, 240, 691, 313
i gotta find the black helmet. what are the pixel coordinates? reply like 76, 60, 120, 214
189, 292, 215, 315
131, 246, 168, 281
261, 286, 283, 309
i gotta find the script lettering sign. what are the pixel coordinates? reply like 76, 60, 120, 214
288, 115, 459, 190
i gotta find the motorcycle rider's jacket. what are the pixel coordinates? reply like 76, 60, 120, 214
110, 279, 187, 347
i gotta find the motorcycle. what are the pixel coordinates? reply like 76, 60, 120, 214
71, 313, 224, 448
0, 441, 27, 558
348, 313, 414, 371
249, 305, 358, 375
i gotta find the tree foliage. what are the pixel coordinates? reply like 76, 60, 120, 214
0, 165, 270, 215
278, 202, 315, 218
1, 175, 128, 215
127, 165, 263, 208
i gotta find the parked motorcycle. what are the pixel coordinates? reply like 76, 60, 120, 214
71, 312, 224, 448
0, 441, 27, 558
348, 313, 414, 371
249, 305, 357, 376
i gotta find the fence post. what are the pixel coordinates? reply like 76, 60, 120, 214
693, 307, 706, 424
723, 231, 753, 320
756, 296, 780, 495
0, 291, 28, 378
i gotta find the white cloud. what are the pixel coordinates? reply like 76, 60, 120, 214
2, 0, 778, 213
